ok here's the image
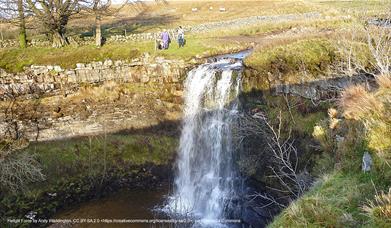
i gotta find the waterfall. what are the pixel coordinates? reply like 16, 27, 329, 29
166, 57, 245, 227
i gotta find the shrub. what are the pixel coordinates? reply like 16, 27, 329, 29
0, 151, 45, 194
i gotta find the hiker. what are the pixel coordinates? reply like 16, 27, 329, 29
161, 29, 171, 49
177, 26, 185, 48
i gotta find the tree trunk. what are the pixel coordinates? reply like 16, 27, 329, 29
17, 0, 27, 48
95, 15, 102, 47
51, 31, 68, 48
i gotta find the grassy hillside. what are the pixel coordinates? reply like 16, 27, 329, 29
0, 36, 245, 72
1, 0, 387, 73
1, 1, 315, 39
0, 15, 356, 73
245, 38, 339, 83
269, 75, 391, 227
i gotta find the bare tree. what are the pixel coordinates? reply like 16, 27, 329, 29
26, 0, 84, 47
366, 14, 391, 76
338, 12, 391, 77
87, 0, 127, 47
264, 112, 310, 199
0, 139, 45, 194
16, 0, 26, 47
87, 0, 165, 47
0, 0, 27, 48
336, 27, 362, 77
87, 0, 111, 47
235, 111, 311, 210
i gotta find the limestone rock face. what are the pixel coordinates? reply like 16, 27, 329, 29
0, 55, 190, 141
271, 74, 376, 101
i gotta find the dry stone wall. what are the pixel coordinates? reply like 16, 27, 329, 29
0, 54, 189, 100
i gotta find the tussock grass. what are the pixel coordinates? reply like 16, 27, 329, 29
66, 1, 316, 33
312, 0, 391, 17
340, 76, 391, 160
363, 188, 391, 226
340, 85, 384, 121
377, 74, 391, 89
270, 171, 386, 228
0, 1, 316, 40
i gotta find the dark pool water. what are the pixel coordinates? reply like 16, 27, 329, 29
53, 185, 170, 228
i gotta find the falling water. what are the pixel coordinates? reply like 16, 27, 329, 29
166, 55, 247, 227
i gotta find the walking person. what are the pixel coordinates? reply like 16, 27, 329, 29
177, 26, 185, 48
161, 29, 171, 49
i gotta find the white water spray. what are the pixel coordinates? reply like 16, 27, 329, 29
166, 56, 246, 227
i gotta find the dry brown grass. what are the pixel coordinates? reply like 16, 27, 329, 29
340, 75, 391, 120
1, 1, 315, 38
340, 75, 391, 160
118, 0, 313, 28
340, 85, 383, 120
377, 74, 391, 89
77, 81, 122, 102
363, 188, 391, 224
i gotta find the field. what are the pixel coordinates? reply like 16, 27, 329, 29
0, 1, 314, 39
0, 1, 389, 73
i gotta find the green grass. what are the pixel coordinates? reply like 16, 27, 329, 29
0, 36, 245, 73
270, 131, 391, 228
0, 43, 139, 72
270, 166, 391, 228
269, 94, 391, 228
270, 172, 372, 228
0, 11, 360, 74
245, 38, 339, 83
26, 133, 178, 184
